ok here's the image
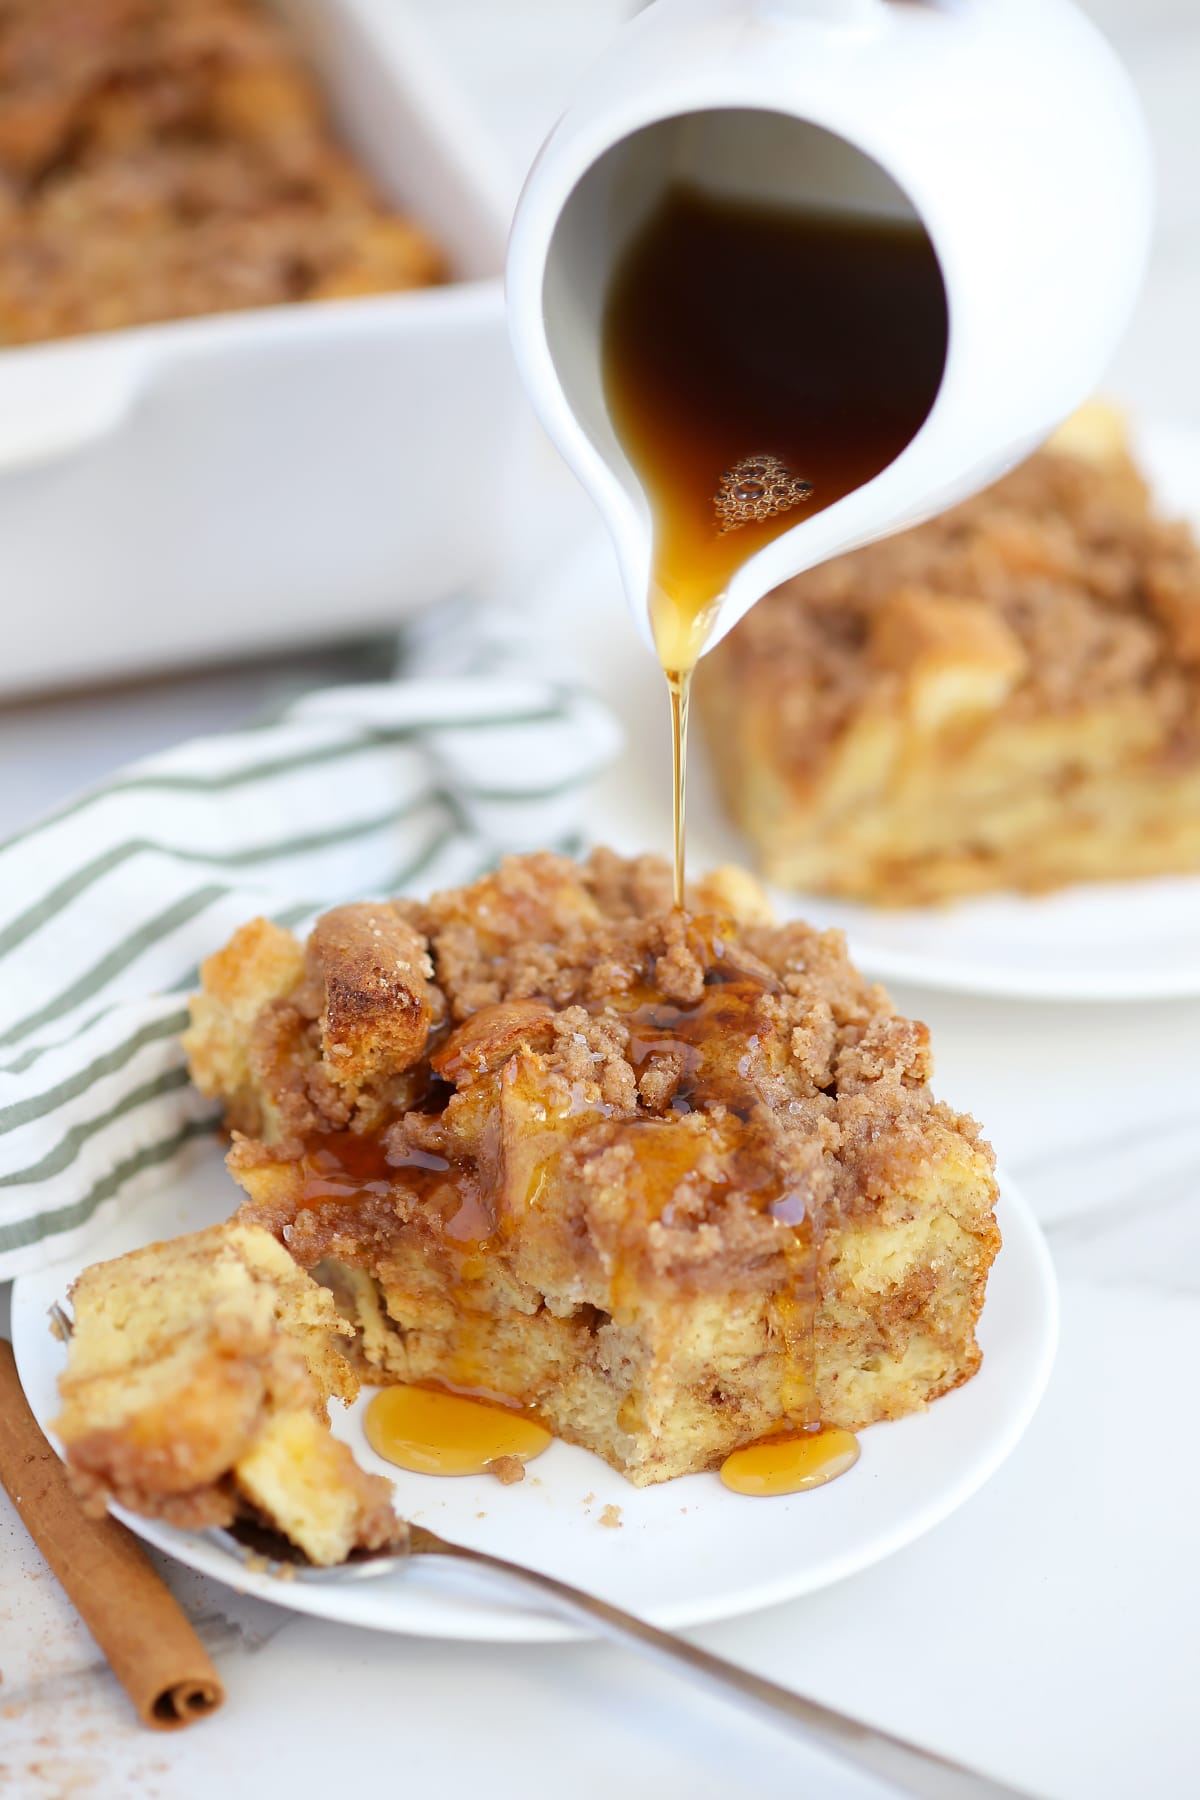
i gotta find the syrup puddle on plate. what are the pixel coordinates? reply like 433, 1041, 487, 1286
366, 1385, 860, 1497
719, 1426, 861, 1497
365, 1385, 552, 1478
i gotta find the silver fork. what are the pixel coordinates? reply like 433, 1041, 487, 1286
205, 1522, 1037, 1800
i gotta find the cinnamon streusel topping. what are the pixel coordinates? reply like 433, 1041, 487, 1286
200, 849, 985, 1281
715, 437, 1200, 782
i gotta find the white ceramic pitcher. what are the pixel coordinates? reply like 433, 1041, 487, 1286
506, 0, 1152, 657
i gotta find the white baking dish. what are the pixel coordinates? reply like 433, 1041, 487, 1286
0, 0, 527, 695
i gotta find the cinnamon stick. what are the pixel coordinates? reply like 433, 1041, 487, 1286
0, 1338, 225, 1730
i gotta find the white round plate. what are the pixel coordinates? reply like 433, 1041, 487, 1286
548, 416, 1200, 1002
12, 1143, 1056, 1643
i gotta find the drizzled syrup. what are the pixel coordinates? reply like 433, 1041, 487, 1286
272, 928, 858, 1488
601, 184, 948, 899
544, 930, 822, 1427
296, 1130, 489, 1245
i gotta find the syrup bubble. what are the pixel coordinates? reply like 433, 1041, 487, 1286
714, 454, 813, 533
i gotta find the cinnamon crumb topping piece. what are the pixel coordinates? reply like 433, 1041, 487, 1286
487, 1455, 526, 1486
307, 904, 434, 1096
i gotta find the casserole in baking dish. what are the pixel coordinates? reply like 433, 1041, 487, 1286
0, 0, 527, 693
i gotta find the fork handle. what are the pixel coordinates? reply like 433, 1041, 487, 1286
417, 1531, 1036, 1800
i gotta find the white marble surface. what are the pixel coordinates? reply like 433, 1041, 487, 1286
3, 4, 1200, 1798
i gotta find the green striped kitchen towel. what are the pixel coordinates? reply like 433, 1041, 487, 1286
0, 601, 619, 1280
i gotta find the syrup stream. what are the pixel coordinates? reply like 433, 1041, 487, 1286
667, 667, 691, 907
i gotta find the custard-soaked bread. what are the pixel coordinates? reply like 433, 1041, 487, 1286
56, 1222, 403, 1564
184, 851, 1000, 1486
697, 405, 1200, 904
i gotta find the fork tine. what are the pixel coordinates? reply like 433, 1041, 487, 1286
202, 1524, 411, 1582
204, 1526, 299, 1580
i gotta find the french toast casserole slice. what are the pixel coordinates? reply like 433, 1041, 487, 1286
696, 407, 1200, 904
179, 849, 1000, 1487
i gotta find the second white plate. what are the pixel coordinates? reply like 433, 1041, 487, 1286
12, 1144, 1056, 1644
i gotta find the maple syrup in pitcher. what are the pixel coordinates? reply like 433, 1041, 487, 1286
602, 184, 948, 902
